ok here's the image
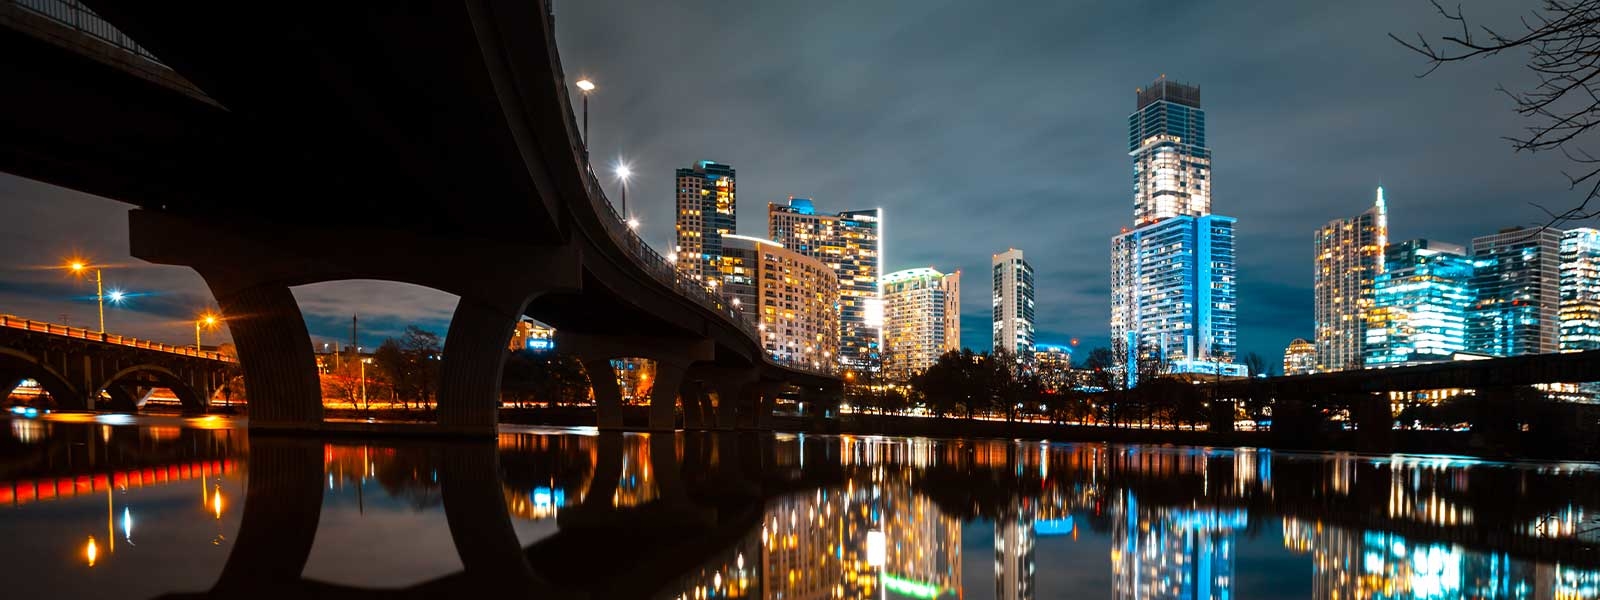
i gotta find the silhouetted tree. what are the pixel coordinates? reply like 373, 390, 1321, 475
1397, 1, 1600, 226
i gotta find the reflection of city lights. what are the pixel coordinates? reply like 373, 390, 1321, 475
122, 507, 132, 543
866, 530, 886, 567
212, 485, 224, 519
85, 536, 98, 567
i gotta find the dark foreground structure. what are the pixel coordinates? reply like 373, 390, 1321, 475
0, 0, 839, 436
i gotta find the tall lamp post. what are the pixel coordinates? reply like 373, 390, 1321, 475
195, 313, 218, 351
67, 260, 105, 333
615, 163, 632, 220
576, 78, 595, 157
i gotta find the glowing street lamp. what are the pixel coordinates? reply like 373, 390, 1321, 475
66, 259, 107, 333
614, 162, 633, 219
575, 78, 596, 154
195, 312, 219, 351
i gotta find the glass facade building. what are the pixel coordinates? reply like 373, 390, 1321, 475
1111, 215, 1240, 383
1112, 77, 1241, 384
883, 267, 960, 380
1468, 227, 1563, 357
1130, 78, 1211, 226
1560, 227, 1600, 351
768, 198, 882, 372
1313, 188, 1388, 371
992, 248, 1035, 359
1363, 239, 1473, 367
674, 161, 737, 288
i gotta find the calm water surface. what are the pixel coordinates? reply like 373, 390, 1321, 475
0, 414, 1596, 599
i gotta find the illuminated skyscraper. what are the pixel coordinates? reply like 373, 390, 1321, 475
883, 267, 960, 380
1364, 239, 1474, 367
1313, 188, 1388, 372
1560, 228, 1600, 351
717, 234, 840, 368
1282, 338, 1315, 376
1112, 77, 1240, 384
768, 198, 882, 371
674, 161, 737, 287
992, 249, 1035, 358
1468, 226, 1563, 356
1130, 77, 1210, 226
1111, 215, 1240, 382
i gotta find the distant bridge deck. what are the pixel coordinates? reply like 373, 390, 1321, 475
1, 314, 233, 363
1217, 349, 1600, 396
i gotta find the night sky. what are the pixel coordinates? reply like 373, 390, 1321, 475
0, 1, 1576, 367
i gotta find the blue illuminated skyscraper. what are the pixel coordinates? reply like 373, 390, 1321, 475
1468, 227, 1563, 356
1364, 239, 1474, 367
1111, 76, 1239, 384
1560, 228, 1600, 351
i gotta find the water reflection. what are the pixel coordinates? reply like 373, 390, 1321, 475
0, 417, 1597, 599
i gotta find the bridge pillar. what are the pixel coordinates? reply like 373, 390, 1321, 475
581, 358, 626, 430
210, 282, 323, 428
1353, 392, 1394, 452
649, 360, 688, 431
1208, 396, 1236, 433
436, 295, 532, 434
557, 332, 714, 431
750, 381, 783, 430
679, 380, 710, 430
686, 365, 758, 430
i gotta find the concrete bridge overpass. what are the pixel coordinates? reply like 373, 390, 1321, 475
0, 315, 235, 412
0, 0, 839, 435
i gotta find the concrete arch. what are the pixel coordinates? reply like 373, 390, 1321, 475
94, 363, 206, 412
0, 347, 83, 409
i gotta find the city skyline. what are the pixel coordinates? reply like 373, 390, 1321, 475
0, 1, 1583, 368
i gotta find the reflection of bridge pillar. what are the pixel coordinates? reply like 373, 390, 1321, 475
439, 442, 547, 593
582, 358, 626, 430
649, 433, 688, 505
437, 295, 532, 434
210, 436, 323, 594
583, 431, 624, 508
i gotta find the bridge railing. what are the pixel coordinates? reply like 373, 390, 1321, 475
10, 0, 166, 66
0, 315, 235, 362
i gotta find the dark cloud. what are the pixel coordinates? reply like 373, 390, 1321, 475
0, 1, 1574, 366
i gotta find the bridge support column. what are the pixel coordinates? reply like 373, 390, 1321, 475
1353, 392, 1394, 452
679, 380, 710, 430
687, 365, 758, 431
751, 381, 783, 430
210, 282, 324, 428
557, 332, 714, 432
648, 361, 688, 431
1208, 396, 1236, 433
582, 358, 626, 430
437, 295, 533, 434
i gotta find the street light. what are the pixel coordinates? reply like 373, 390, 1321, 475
575, 78, 595, 154
195, 312, 219, 351
614, 162, 632, 219
66, 259, 106, 333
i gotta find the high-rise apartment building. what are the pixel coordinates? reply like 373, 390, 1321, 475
1111, 215, 1240, 380
883, 267, 960, 380
941, 270, 962, 354
1313, 188, 1388, 371
673, 161, 736, 286
1364, 239, 1473, 367
1111, 77, 1241, 384
717, 234, 840, 368
1469, 227, 1563, 356
992, 249, 1035, 358
768, 197, 882, 371
1560, 228, 1600, 351
1283, 338, 1316, 376
1130, 77, 1211, 226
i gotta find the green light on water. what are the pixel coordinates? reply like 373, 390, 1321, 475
882, 573, 942, 599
